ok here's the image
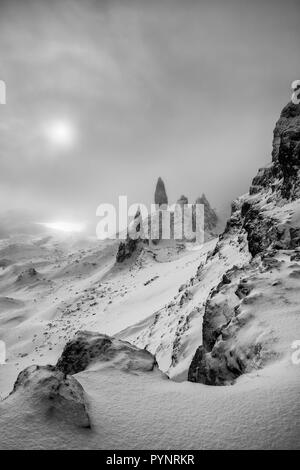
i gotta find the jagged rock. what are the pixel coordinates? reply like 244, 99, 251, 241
16, 267, 38, 282
177, 195, 188, 207
9, 365, 90, 428
188, 102, 300, 385
56, 330, 157, 375
188, 343, 246, 385
235, 279, 252, 299
116, 237, 140, 263
194, 193, 218, 233
116, 207, 143, 263
250, 102, 300, 200
202, 286, 234, 351
231, 103, 300, 257
154, 177, 168, 207
244, 103, 300, 256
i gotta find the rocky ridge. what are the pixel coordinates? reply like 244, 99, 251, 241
188, 102, 300, 384
116, 178, 219, 263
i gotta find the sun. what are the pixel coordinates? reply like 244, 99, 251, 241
38, 221, 85, 233
43, 120, 75, 149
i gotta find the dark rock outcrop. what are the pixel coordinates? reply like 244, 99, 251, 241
116, 207, 143, 263
154, 177, 168, 207
244, 102, 300, 256
177, 195, 188, 207
195, 193, 218, 233
56, 330, 157, 375
10, 364, 91, 428
250, 102, 300, 201
188, 102, 300, 385
116, 237, 141, 263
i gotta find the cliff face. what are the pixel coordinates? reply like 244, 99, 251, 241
188, 102, 300, 384
239, 102, 300, 257
251, 102, 300, 201
114, 103, 300, 383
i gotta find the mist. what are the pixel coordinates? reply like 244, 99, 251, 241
0, 0, 299, 233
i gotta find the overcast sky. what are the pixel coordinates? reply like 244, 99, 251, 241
0, 0, 299, 229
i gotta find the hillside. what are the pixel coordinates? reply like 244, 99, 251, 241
0, 102, 299, 449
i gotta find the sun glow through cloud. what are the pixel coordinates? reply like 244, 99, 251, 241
38, 221, 85, 233
42, 120, 76, 149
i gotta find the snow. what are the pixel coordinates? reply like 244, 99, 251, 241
0, 359, 299, 449
0, 233, 205, 397
0, 230, 299, 449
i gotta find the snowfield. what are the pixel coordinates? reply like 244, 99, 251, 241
0, 231, 299, 449
1, 101, 300, 449
0, 359, 299, 449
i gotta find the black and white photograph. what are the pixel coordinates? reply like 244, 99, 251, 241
0, 0, 299, 454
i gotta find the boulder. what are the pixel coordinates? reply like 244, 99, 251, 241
56, 330, 157, 375
9, 365, 90, 428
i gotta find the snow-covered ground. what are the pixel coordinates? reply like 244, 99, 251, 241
0, 225, 299, 449
0, 232, 205, 398
0, 359, 299, 449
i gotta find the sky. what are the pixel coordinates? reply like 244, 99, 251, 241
0, 0, 299, 231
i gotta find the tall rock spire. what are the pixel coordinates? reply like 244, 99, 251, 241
154, 177, 168, 207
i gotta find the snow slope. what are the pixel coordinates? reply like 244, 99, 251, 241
0, 232, 204, 398
0, 360, 299, 449
0, 102, 299, 449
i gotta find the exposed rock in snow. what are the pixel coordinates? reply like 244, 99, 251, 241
154, 177, 168, 207
250, 102, 300, 201
116, 237, 142, 264
117, 103, 300, 385
7, 365, 91, 428
116, 182, 219, 265
16, 267, 38, 282
56, 330, 157, 375
116, 207, 144, 263
177, 195, 188, 207
194, 193, 218, 233
0, 103, 299, 449
188, 102, 300, 384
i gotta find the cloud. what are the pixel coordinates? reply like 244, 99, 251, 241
0, 0, 299, 225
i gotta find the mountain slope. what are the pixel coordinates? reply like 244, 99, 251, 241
188, 101, 300, 383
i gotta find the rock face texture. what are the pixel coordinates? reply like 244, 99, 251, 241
188, 102, 300, 385
116, 237, 141, 263
9, 365, 90, 428
116, 207, 144, 263
56, 330, 157, 375
250, 102, 300, 201
239, 102, 300, 256
154, 177, 168, 207
195, 193, 218, 233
